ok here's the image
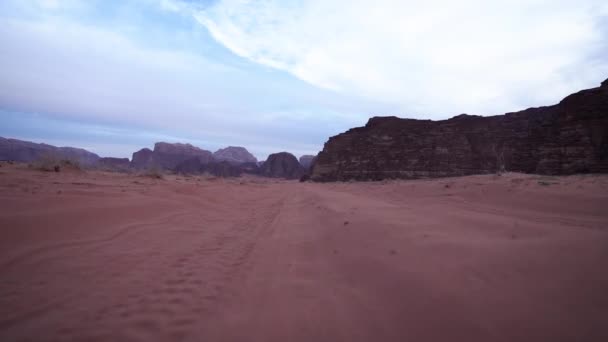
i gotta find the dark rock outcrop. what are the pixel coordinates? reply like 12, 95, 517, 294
0, 137, 99, 166
261, 152, 305, 179
131, 142, 213, 170
312, 79, 608, 181
98, 157, 131, 172
213, 146, 257, 164
299, 155, 316, 169
153, 142, 213, 170
203, 161, 243, 178
175, 158, 242, 177
238, 162, 261, 175
131, 148, 154, 169
174, 157, 203, 174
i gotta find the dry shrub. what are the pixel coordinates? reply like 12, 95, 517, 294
141, 166, 164, 179
31, 153, 81, 172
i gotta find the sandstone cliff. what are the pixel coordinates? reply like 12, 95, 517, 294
213, 146, 257, 164
311, 79, 608, 181
130, 148, 154, 169
260, 152, 305, 179
130, 142, 213, 170
0, 137, 100, 166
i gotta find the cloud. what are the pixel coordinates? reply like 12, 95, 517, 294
2, 0, 607, 159
0, 1, 386, 158
194, 0, 608, 116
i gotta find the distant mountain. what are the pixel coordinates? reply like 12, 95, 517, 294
213, 146, 257, 164
0, 137, 307, 180
260, 152, 305, 179
131, 148, 154, 169
131, 142, 213, 170
0, 137, 99, 166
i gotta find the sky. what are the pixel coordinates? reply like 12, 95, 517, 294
1, 0, 607, 159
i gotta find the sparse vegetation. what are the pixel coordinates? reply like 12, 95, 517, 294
141, 167, 164, 179
537, 176, 559, 186
30, 154, 81, 172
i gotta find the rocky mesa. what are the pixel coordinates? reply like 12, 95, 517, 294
131, 142, 214, 170
0, 137, 100, 166
311, 79, 608, 181
260, 152, 306, 179
213, 146, 257, 164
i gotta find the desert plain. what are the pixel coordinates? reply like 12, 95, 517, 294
1, 162, 607, 342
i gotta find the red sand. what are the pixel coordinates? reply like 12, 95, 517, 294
1, 163, 607, 342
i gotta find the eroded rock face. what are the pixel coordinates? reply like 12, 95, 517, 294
131, 148, 154, 169
261, 152, 305, 179
238, 162, 261, 175
131, 143, 214, 170
213, 146, 257, 164
203, 161, 243, 178
174, 157, 202, 174
175, 158, 243, 177
299, 155, 316, 169
153, 142, 214, 169
0, 137, 100, 166
312, 79, 608, 181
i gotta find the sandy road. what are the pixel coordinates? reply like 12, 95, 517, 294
1, 166, 608, 341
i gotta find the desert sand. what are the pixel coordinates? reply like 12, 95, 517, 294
1, 162, 607, 342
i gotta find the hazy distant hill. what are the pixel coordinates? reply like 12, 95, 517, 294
0, 137, 99, 166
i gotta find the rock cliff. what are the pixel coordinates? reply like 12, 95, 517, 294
261, 152, 305, 179
131, 148, 154, 169
0, 137, 99, 166
213, 146, 257, 164
311, 79, 608, 181
130, 142, 213, 170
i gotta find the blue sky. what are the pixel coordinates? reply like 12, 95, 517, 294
1, 0, 607, 159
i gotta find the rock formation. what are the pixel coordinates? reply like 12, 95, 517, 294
261, 152, 305, 179
0, 137, 99, 166
203, 161, 243, 178
238, 162, 261, 175
312, 79, 608, 181
213, 146, 257, 164
131, 142, 213, 170
174, 157, 202, 174
130, 148, 154, 169
175, 158, 243, 177
299, 155, 316, 169
153, 142, 213, 169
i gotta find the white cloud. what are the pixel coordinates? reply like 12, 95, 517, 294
194, 0, 608, 116
0, 9, 382, 158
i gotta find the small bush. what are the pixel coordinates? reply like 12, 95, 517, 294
31, 154, 81, 172
538, 180, 560, 186
141, 167, 164, 179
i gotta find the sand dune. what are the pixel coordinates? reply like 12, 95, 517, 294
1, 163, 607, 341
